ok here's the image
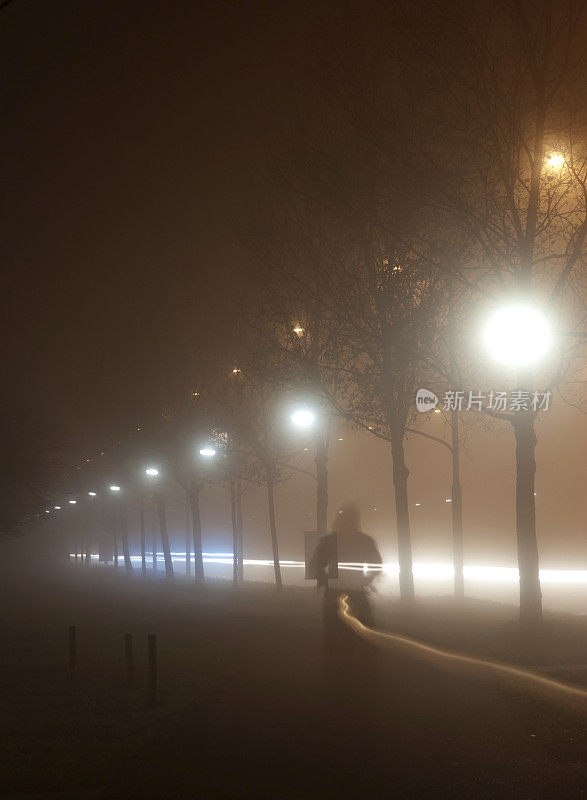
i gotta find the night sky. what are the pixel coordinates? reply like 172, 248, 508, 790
2, 0, 329, 445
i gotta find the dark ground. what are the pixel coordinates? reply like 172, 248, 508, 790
2, 566, 587, 799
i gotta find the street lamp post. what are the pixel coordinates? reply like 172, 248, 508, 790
139, 491, 147, 577
109, 486, 121, 567
200, 443, 244, 585
84, 491, 98, 568
291, 405, 331, 585
110, 485, 133, 575
145, 468, 174, 581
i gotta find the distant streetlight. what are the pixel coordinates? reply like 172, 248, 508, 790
484, 304, 551, 367
109, 485, 121, 493
199, 447, 216, 457
293, 324, 305, 337
88, 491, 97, 497
69, 500, 77, 504
145, 467, 159, 477
54, 505, 61, 510
291, 408, 316, 429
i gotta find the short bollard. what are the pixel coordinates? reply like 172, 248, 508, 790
68, 625, 76, 681
147, 634, 157, 706
124, 633, 134, 687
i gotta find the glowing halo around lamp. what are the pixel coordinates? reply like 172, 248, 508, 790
483, 305, 551, 368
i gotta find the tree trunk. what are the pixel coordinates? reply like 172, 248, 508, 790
120, 503, 133, 575
314, 428, 329, 537
451, 409, 464, 599
449, 312, 464, 598
155, 494, 174, 581
390, 429, 415, 602
236, 479, 244, 581
513, 409, 542, 627
140, 494, 146, 576
189, 480, 205, 583
185, 501, 191, 577
151, 502, 157, 572
314, 421, 330, 589
266, 463, 282, 591
230, 481, 239, 584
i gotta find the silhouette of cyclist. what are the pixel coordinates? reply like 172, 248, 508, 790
309, 503, 383, 682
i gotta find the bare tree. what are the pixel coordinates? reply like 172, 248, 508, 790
400, 0, 587, 626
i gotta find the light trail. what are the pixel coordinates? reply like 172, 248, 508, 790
69, 556, 587, 584
65, 546, 587, 596
338, 594, 587, 716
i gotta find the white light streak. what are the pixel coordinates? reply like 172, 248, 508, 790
68, 552, 587, 588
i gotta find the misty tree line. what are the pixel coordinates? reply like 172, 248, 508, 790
234, 0, 585, 628
28, 1, 586, 629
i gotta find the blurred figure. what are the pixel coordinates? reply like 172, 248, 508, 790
309, 503, 383, 688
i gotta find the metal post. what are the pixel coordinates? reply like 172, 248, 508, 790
124, 633, 134, 687
68, 625, 76, 681
147, 634, 157, 706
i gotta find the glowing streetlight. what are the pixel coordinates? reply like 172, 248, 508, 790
54, 505, 61, 510
291, 408, 316, 428
145, 467, 159, 477
199, 447, 216, 457
483, 304, 551, 367
88, 491, 96, 497
546, 152, 565, 169
293, 324, 305, 337
69, 500, 77, 505
110, 485, 121, 493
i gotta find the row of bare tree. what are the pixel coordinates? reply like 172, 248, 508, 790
60, 1, 585, 629
235, 0, 586, 628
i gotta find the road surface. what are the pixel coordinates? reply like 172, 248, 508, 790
101, 589, 587, 799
